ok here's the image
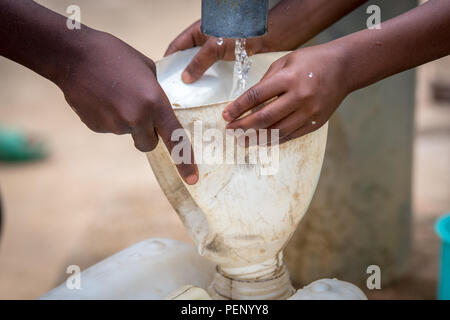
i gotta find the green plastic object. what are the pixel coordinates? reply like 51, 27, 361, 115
0, 127, 47, 162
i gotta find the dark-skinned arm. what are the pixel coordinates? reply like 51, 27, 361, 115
223, 0, 450, 143
165, 0, 368, 83
342, 0, 450, 92
0, 0, 198, 184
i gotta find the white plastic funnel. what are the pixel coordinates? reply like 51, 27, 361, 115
147, 48, 328, 299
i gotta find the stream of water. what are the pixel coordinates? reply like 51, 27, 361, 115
229, 38, 252, 100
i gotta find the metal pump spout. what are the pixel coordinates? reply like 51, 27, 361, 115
201, 0, 268, 39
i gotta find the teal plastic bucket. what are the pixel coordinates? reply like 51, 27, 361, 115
436, 214, 450, 300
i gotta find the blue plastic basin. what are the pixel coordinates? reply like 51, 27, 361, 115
436, 214, 450, 300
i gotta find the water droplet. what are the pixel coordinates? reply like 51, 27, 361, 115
147, 239, 166, 252
217, 37, 224, 46
308, 72, 314, 78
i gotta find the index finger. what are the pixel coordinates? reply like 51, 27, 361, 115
223, 76, 286, 122
155, 99, 199, 185
181, 40, 226, 83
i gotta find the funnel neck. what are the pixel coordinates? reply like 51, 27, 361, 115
208, 255, 295, 300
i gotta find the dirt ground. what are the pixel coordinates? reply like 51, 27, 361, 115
0, 0, 449, 299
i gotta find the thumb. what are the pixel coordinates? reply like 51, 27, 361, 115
182, 40, 225, 83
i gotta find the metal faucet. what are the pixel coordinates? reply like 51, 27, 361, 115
201, 0, 268, 39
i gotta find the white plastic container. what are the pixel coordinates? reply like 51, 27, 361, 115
43, 49, 366, 300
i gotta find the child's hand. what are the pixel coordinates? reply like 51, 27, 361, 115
164, 20, 268, 84
164, 0, 367, 85
223, 45, 349, 144
58, 31, 198, 184
0, 1, 199, 183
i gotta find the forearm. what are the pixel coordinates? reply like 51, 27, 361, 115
0, 0, 94, 83
263, 0, 368, 51
337, 0, 450, 93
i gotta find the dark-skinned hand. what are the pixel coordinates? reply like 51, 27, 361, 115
57, 31, 198, 184
223, 45, 348, 145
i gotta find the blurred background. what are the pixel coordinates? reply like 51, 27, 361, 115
0, 0, 448, 299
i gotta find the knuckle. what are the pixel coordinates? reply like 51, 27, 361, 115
310, 105, 321, 117
186, 57, 203, 77
167, 41, 177, 52
207, 42, 225, 60
292, 86, 312, 102
265, 64, 277, 76
268, 60, 281, 71
115, 128, 129, 135
291, 90, 302, 102
119, 108, 146, 129
112, 121, 131, 135
147, 59, 157, 74
122, 114, 140, 128
246, 87, 261, 105
87, 123, 105, 133
82, 117, 106, 133
301, 85, 315, 100
283, 71, 297, 83
269, 57, 284, 69
145, 92, 167, 113
145, 92, 161, 107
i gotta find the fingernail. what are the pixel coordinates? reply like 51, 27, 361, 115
182, 70, 194, 83
185, 174, 198, 185
223, 110, 232, 122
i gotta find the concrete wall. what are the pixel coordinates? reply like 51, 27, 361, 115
285, 0, 417, 287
